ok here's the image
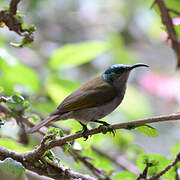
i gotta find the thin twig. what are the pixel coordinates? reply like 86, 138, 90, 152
136, 163, 151, 180
167, 8, 180, 16
148, 152, 180, 180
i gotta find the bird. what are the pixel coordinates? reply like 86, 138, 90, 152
28, 63, 149, 135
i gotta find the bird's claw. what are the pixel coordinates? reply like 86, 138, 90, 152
98, 125, 116, 136
81, 127, 89, 141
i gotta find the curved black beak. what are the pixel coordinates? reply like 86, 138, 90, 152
129, 63, 149, 70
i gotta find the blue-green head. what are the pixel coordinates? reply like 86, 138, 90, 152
103, 63, 149, 84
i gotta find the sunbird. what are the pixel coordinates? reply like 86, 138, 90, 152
28, 63, 149, 135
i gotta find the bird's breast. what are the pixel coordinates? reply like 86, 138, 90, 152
72, 94, 125, 123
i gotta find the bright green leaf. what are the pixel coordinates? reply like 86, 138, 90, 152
46, 127, 64, 137
49, 41, 110, 69
113, 171, 136, 180
43, 150, 55, 161
0, 139, 32, 152
0, 50, 40, 94
0, 86, 4, 93
135, 125, 158, 137
137, 154, 176, 179
171, 143, 180, 156
12, 95, 24, 104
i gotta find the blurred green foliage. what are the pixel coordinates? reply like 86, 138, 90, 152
113, 171, 136, 180
137, 154, 176, 179
49, 41, 110, 69
0, 158, 25, 180
0, 0, 180, 179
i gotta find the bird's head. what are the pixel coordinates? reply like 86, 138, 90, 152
103, 63, 149, 85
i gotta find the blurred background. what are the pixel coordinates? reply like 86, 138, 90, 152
0, 0, 180, 179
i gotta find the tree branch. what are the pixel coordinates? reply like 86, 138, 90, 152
0, 102, 109, 179
23, 112, 180, 162
1, 101, 180, 179
0, 0, 25, 35
0, 145, 95, 180
155, 0, 180, 68
0, 0, 34, 47
9, 0, 21, 15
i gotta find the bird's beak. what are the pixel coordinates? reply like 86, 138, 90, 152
129, 63, 149, 70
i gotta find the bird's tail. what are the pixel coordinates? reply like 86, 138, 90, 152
28, 114, 59, 134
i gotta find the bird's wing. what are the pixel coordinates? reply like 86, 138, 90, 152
55, 76, 117, 113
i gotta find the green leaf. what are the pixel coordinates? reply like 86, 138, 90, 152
135, 125, 158, 137
0, 49, 40, 93
171, 143, 180, 156
113, 171, 136, 180
6, 95, 30, 114
0, 158, 25, 180
64, 142, 71, 153
46, 127, 64, 137
137, 154, 176, 179
49, 41, 110, 69
0, 86, 4, 93
43, 150, 55, 161
10, 34, 34, 48
12, 95, 24, 104
0, 139, 32, 152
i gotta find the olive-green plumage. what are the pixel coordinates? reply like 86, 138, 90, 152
56, 76, 117, 113
28, 63, 148, 134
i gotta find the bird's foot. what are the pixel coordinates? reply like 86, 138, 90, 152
82, 127, 89, 141
96, 121, 116, 136
79, 122, 89, 141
